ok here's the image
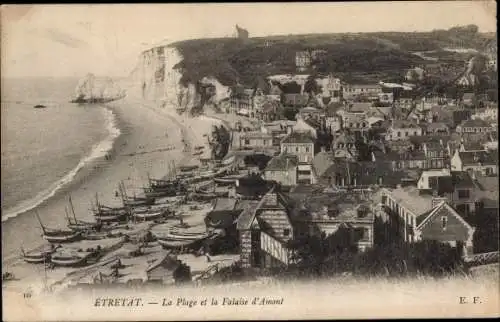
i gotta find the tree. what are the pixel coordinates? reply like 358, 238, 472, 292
304, 75, 321, 95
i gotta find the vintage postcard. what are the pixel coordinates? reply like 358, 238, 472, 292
1, 2, 499, 320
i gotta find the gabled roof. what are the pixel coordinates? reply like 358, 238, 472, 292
236, 201, 260, 230
416, 201, 474, 232
391, 120, 420, 129
458, 151, 498, 166
282, 131, 315, 144
312, 151, 335, 178
265, 154, 298, 171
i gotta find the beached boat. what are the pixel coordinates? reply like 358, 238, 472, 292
119, 181, 155, 207
35, 211, 82, 243
33, 104, 47, 109
21, 245, 59, 264
131, 210, 165, 222
179, 165, 199, 173
50, 250, 92, 267
65, 196, 102, 231
143, 185, 186, 198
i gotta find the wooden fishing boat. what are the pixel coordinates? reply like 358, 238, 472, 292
65, 196, 102, 231
50, 250, 91, 267
213, 177, 239, 185
119, 181, 155, 207
179, 165, 199, 173
21, 245, 59, 264
35, 211, 82, 243
131, 210, 165, 222
143, 186, 184, 198
194, 145, 205, 150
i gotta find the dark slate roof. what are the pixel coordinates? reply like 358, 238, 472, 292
459, 119, 492, 128
212, 198, 238, 212
282, 131, 315, 144
459, 151, 498, 166
319, 160, 407, 187
382, 150, 426, 161
474, 174, 499, 192
452, 110, 472, 125
312, 151, 335, 178
451, 171, 475, 189
265, 154, 298, 171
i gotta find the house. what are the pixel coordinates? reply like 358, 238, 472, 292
282, 93, 309, 108
298, 106, 324, 121
318, 74, 342, 101
332, 132, 358, 160
380, 187, 475, 256
281, 131, 315, 164
375, 150, 428, 171
415, 169, 477, 216
236, 189, 295, 268
378, 92, 394, 104
462, 92, 475, 106
417, 168, 452, 190
343, 84, 382, 101
256, 99, 282, 122
292, 117, 317, 139
281, 131, 315, 184
288, 191, 375, 251
230, 86, 254, 114
238, 131, 274, 151
295, 51, 312, 71
264, 154, 298, 187
456, 119, 494, 134
451, 150, 498, 176
261, 120, 295, 145
385, 120, 423, 141
423, 122, 450, 135
145, 253, 188, 284
452, 109, 472, 127
339, 110, 369, 132
315, 159, 407, 188
471, 106, 498, 122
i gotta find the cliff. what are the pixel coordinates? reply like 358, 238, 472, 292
126, 25, 495, 111
127, 46, 230, 114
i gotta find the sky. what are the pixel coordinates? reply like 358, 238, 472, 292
1, 2, 497, 78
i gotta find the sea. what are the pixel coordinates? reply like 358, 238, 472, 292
1, 77, 120, 222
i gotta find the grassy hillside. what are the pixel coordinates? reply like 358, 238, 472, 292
169, 26, 494, 87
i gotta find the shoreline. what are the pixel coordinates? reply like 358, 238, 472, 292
1, 98, 218, 268
1, 105, 122, 223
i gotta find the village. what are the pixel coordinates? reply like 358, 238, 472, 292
7, 34, 499, 294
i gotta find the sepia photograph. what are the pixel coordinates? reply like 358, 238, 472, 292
1, 2, 499, 320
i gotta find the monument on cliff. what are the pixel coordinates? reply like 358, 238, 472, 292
235, 25, 249, 40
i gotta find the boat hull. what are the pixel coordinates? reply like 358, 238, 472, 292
43, 231, 82, 243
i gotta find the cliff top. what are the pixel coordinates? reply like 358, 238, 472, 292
154, 27, 495, 87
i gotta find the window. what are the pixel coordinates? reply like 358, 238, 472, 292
414, 131, 418, 136
283, 229, 290, 237
283, 146, 288, 153
441, 216, 448, 230
362, 122, 366, 128
263, 139, 268, 146
305, 147, 310, 152
295, 147, 299, 152
349, 123, 353, 128
458, 189, 470, 199
244, 139, 250, 145
397, 131, 401, 137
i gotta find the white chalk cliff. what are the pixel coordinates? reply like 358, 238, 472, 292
126, 45, 230, 112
